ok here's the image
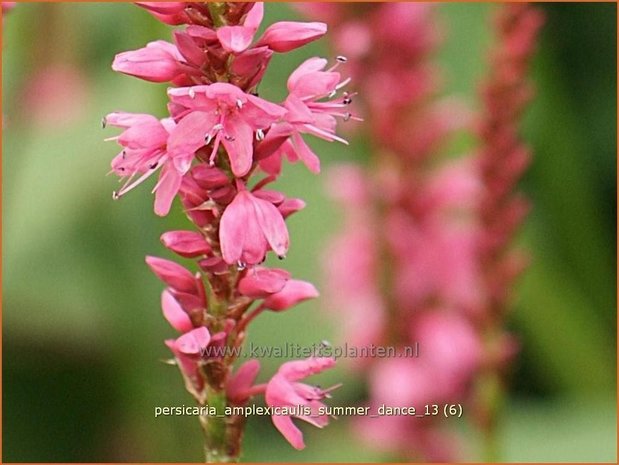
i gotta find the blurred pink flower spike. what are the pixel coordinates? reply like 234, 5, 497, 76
265, 357, 337, 449
219, 187, 289, 266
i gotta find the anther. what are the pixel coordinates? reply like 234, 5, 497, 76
256, 129, 265, 141
343, 97, 353, 105
213, 123, 224, 131
149, 162, 158, 169
112, 191, 120, 200
344, 112, 352, 122
101, 117, 107, 129
336, 55, 348, 63
236, 99, 244, 109
277, 255, 286, 260
224, 134, 235, 141
188, 88, 196, 99
237, 261, 247, 271
205, 133, 213, 145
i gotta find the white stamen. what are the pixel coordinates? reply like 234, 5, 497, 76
188, 88, 196, 99
256, 129, 265, 141
336, 55, 348, 63
236, 99, 244, 109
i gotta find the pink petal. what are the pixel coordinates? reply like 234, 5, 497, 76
220, 190, 268, 265
226, 359, 261, 403
287, 57, 328, 91
292, 132, 320, 174
175, 326, 211, 355
238, 267, 290, 298
271, 414, 305, 450
168, 110, 217, 160
263, 280, 319, 311
104, 112, 158, 129
222, 116, 254, 177
251, 195, 289, 258
160, 230, 211, 258
278, 357, 336, 382
161, 289, 193, 332
243, 2, 264, 30
217, 25, 256, 54
153, 164, 182, 216
256, 21, 327, 53
145, 255, 196, 292
112, 41, 181, 83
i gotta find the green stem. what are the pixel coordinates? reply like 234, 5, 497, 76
475, 323, 505, 462
200, 389, 239, 463
207, 2, 227, 27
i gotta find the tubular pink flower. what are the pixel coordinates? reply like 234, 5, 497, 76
255, 21, 327, 52
167, 83, 286, 177
160, 230, 211, 258
219, 187, 289, 266
226, 359, 261, 404
161, 289, 194, 332
216, 2, 263, 53
265, 357, 336, 450
238, 267, 291, 298
112, 40, 184, 83
262, 280, 319, 311
145, 256, 197, 293
174, 326, 211, 355
104, 112, 193, 216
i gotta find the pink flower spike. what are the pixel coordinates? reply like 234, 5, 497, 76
161, 230, 211, 258
161, 289, 193, 333
262, 280, 319, 311
256, 22, 327, 52
265, 357, 337, 450
226, 359, 262, 404
112, 40, 183, 83
174, 326, 211, 355
238, 267, 291, 298
219, 188, 289, 265
145, 256, 197, 293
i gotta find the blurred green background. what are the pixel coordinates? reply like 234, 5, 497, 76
2, 2, 616, 462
